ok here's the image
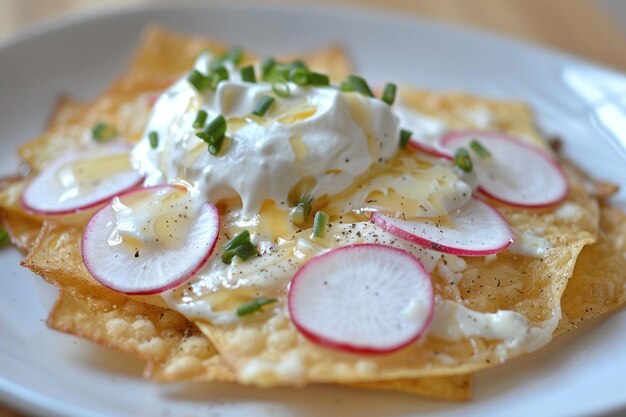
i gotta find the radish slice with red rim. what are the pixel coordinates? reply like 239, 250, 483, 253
372, 198, 514, 256
22, 145, 143, 216
288, 244, 434, 354
440, 131, 568, 208
82, 185, 219, 295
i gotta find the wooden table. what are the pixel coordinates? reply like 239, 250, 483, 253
1, 1, 625, 416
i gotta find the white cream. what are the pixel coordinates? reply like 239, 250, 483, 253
429, 299, 558, 359
163, 221, 448, 323
133, 53, 400, 217
507, 230, 553, 258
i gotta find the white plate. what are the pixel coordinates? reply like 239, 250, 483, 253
1, 3, 625, 417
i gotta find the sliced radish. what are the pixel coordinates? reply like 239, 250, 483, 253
408, 138, 453, 160
81, 185, 219, 295
22, 145, 143, 216
288, 244, 434, 354
372, 197, 513, 256
440, 131, 568, 208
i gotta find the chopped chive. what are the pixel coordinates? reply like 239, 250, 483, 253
469, 139, 492, 159
290, 205, 306, 226
261, 57, 277, 79
91, 122, 117, 141
193, 110, 208, 129
240, 65, 256, 83
207, 64, 229, 90
399, 129, 412, 149
197, 115, 227, 142
207, 135, 226, 156
346, 75, 374, 97
236, 298, 277, 317
222, 230, 258, 264
267, 64, 290, 82
289, 67, 310, 85
290, 192, 313, 227
312, 211, 329, 238
454, 148, 473, 173
148, 131, 159, 149
297, 193, 313, 217
290, 59, 308, 70
0, 228, 9, 246
381, 83, 397, 105
272, 80, 291, 98
187, 69, 208, 92
310, 72, 330, 86
197, 115, 227, 155
224, 47, 243, 65
339, 81, 354, 92
253, 95, 275, 117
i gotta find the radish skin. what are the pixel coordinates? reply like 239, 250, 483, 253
289, 244, 434, 354
372, 198, 514, 256
81, 185, 219, 295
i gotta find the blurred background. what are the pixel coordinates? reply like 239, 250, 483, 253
1, 0, 626, 71
1, 1, 626, 417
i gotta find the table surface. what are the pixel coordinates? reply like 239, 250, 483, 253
1, 1, 626, 416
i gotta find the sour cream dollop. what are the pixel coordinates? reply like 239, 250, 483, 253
132, 54, 400, 217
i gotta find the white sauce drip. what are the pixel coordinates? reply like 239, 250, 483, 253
507, 230, 553, 258
429, 299, 560, 361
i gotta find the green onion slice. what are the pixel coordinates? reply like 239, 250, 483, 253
272, 80, 291, 98
148, 131, 159, 149
261, 57, 277, 79
339, 81, 354, 92
381, 83, 397, 105
236, 298, 277, 316
312, 211, 329, 238
253, 95, 275, 117
290, 205, 306, 226
454, 148, 473, 173
193, 110, 208, 129
469, 139, 492, 159
187, 69, 208, 92
240, 65, 256, 83
207, 64, 229, 90
290, 59, 308, 70
346, 75, 374, 97
399, 129, 412, 149
0, 228, 9, 245
196, 115, 228, 155
207, 135, 226, 156
197, 115, 226, 142
91, 122, 117, 141
309, 72, 330, 86
222, 230, 258, 264
297, 193, 313, 217
289, 67, 310, 86
267, 64, 290, 82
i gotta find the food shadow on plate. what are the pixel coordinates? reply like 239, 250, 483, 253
63, 339, 145, 378
160, 381, 462, 417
